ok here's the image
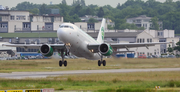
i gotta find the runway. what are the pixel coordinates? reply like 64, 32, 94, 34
1, 68, 180, 79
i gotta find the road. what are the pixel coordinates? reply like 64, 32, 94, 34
0, 68, 180, 79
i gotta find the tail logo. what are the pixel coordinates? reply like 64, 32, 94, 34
101, 27, 104, 40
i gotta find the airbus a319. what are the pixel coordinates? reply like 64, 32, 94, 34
3, 18, 170, 67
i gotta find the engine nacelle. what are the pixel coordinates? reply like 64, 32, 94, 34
98, 43, 113, 56
40, 44, 53, 57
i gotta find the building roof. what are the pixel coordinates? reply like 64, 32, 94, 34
0, 33, 57, 38
88, 32, 141, 38
30, 14, 63, 17
0, 14, 10, 16
0, 32, 141, 38
0, 10, 29, 12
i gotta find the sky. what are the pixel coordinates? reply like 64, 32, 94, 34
0, 0, 179, 8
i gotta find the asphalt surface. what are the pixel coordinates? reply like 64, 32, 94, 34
1, 68, 180, 79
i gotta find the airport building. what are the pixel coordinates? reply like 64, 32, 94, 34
126, 15, 163, 30
0, 10, 64, 33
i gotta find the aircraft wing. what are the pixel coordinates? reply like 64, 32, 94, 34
2, 44, 66, 50
88, 42, 171, 53
110, 42, 170, 48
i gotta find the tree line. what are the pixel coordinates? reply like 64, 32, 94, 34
10, 0, 180, 34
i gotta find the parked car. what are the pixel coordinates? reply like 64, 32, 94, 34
147, 56, 153, 58
167, 55, 176, 58
152, 55, 158, 58
160, 55, 168, 58
138, 54, 146, 58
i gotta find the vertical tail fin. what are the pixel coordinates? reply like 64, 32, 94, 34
97, 18, 106, 43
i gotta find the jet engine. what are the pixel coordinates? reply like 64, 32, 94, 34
98, 43, 113, 56
40, 44, 53, 57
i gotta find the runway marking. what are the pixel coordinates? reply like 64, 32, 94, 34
0, 68, 180, 79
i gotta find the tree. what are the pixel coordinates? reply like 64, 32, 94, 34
85, 7, 94, 15
62, 0, 67, 5
97, 7, 105, 17
63, 11, 71, 22
72, 0, 84, 6
174, 41, 180, 52
13, 1, 41, 11
16, 1, 32, 10
150, 17, 159, 30
116, 3, 121, 10
71, 14, 81, 22
108, 25, 114, 30
70, 4, 83, 16
63, 12, 81, 23
58, 3, 71, 16
28, 8, 39, 15
167, 44, 173, 54
39, 4, 49, 15
81, 0, 86, 7
88, 18, 98, 23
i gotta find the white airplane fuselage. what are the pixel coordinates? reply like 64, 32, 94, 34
57, 23, 101, 60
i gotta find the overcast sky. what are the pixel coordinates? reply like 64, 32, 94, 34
0, 0, 179, 8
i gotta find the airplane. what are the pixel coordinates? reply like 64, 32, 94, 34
3, 18, 171, 67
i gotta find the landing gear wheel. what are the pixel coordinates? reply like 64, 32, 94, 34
98, 60, 101, 66
64, 60, 67, 67
102, 60, 106, 66
59, 60, 62, 67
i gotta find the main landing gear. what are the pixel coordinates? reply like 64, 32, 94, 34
98, 55, 106, 66
59, 60, 67, 67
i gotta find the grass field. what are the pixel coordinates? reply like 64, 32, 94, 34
0, 58, 180, 72
0, 71, 180, 91
0, 58, 180, 91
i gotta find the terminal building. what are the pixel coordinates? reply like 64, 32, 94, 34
0, 10, 64, 33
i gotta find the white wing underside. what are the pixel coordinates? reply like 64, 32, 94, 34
87, 42, 171, 53
3, 44, 66, 51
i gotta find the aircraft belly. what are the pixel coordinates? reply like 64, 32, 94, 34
70, 39, 100, 60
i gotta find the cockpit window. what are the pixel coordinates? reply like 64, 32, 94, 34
64, 25, 69, 28
69, 26, 74, 29
60, 25, 74, 29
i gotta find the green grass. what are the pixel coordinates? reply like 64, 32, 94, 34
175, 34, 180, 36
0, 58, 180, 72
0, 58, 180, 91
0, 72, 180, 91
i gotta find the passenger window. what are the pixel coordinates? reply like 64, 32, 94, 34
60, 26, 63, 28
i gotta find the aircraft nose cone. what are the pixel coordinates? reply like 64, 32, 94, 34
57, 28, 67, 41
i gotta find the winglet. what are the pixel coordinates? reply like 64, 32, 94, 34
97, 18, 106, 43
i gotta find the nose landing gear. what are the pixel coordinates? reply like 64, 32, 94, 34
59, 49, 68, 67
58, 43, 71, 67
